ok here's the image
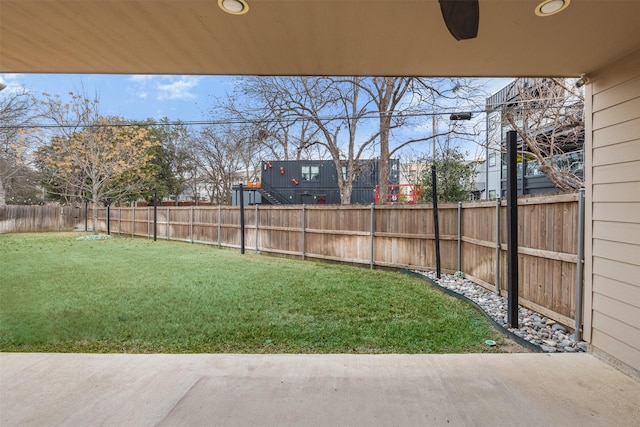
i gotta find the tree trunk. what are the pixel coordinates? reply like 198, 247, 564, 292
377, 115, 392, 205
376, 77, 394, 205
339, 180, 353, 205
91, 199, 99, 234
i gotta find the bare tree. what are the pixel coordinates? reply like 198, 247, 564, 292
354, 77, 486, 203
213, 76, 485, 204
0, 86, 38, 205
191, 124, 261, 205
215, 78, 322, 161
503, 78, 584, 190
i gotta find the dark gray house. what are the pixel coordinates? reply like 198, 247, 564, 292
233, 159, 399, 205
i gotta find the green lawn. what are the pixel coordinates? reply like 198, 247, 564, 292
0, 232, 509, 353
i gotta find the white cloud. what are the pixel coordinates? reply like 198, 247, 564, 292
0, 73, 24, 83
156, 76, 200, 101
126, 75, 201, 102
127, 75, 155, 99
129, 75, 156, 82
0, 74, 28, 94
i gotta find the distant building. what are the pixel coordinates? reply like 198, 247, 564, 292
398, 162, 428, 186
478, 79, 584, 199
233, 159, 399, 205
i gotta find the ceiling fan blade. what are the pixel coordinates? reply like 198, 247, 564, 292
438, 0, 479, 41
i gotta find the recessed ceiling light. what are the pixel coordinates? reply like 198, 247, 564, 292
535, 0, 571, 17
218, 0, 249, 15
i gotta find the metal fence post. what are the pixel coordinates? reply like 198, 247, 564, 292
301, 204, 306, 260
239, 184, 245, 254
106, 201, 111, 235
255, 204, 259, 253
217, 204, 221, 248
575, 188, 585, 341
153, 191, 157, 241
495, 196, 501, 295
370, 203, 375, 270
457, 201, 462, 272
431, 165, 441, 279
506, 130, 519, 328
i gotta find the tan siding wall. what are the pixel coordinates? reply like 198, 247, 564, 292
585, 49, 640, 372
593, 138, 640, 167
592, 202, 640, 223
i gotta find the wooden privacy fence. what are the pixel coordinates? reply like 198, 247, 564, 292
93, 193, 582, 326
0, 204, 87, 233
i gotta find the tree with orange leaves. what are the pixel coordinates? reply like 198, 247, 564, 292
35, 92, 159, 232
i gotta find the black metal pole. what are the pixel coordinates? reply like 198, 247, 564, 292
84, 199, 88, 232
239, 184, 245, 254
506, 130, 519, 328
431, 165, 441, 279
106, 199, 111, 235
153, 190, 157, 241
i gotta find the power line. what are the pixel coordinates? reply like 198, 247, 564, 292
1, 103, 581, 130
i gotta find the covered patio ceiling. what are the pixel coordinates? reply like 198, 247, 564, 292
0, 1, 639, 77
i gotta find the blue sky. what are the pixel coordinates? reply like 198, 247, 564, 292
0, 73, 238, 122
1, 73, 513, 160
2, 73, 513, 123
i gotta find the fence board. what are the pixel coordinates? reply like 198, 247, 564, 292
0, 205, 86, 233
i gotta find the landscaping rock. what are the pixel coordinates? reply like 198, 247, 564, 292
415, 271, 587, 354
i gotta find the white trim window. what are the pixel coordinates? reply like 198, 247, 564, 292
302, 165, 320, 181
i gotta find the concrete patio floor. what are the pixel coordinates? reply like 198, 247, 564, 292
1, 352, 638, 426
